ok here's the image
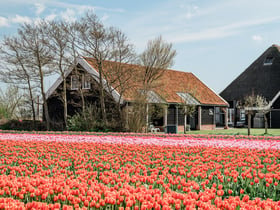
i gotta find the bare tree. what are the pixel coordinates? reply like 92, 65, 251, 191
17, 22, 54, 130
76, 13, 109, 124
138, 35, 176, 131
256, 95, 270, 134
65, 21, 87, 119
180, 101, 197, 133
242, 94, 270, 135
75, 12, 137, 126
127, 92, 147, 132
102, 28, 137, 129
0, 36, 37, 121
139, 35, 177, 91
44, 20, 72, 128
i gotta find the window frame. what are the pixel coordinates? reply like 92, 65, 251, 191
263, 56, 274, 66
82, 74, 91, 89
71, 75, 80, 90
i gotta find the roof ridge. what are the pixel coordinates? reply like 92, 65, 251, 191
272, 44, 280, 51
83, 57, 193, 75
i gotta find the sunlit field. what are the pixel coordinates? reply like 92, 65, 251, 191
0, 132, 280, 209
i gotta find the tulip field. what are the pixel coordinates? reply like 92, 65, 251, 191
0, 132, 280, 209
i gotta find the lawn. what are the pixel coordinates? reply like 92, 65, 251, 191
185, 128, 280, 136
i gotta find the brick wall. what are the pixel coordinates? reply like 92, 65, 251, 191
200, 124, 216, 130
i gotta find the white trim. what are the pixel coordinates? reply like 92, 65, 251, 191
78, 57, 123, 104
45, 57, 124, 104
191, 72, 229, 107
45, 65, 74, 99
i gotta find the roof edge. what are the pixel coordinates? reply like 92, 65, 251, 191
220, 44, 280, 97
45, 64, 74, 99
191, 72, 229, 107
46, 57, 124, 104
78, 57, 124, 104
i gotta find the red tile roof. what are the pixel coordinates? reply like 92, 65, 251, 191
84, 57, 228, 106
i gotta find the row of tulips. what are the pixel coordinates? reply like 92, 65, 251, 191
0, 133, 280, 209
0, 132, 280, 149
1, 129, 280, 142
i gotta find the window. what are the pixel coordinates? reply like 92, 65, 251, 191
264, 56, 273, 65
82, 74, 91, 89
240, 109, 246, 121
71, 75, 79, 90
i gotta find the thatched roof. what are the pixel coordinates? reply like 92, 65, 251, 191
220, 44, 280, 103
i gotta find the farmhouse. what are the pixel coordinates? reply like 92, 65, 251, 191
46, 57, 228, 132
220, 44, 280, 128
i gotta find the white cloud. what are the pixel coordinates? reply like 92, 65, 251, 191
60, 8, 76, 22
169, 17, 278, 43
0, 16, 9, 27
58, 6, 95, 22
131, 13, 280, 45
252, 35, 263, 42
45, 13, 57, 22
168, 26, 237, 43
10, 15, 32, 24
75, 5, 95, 15
35, 3, 46, 16
121, 0, 280, 49
47, 1, 123, 13
101, 14, 110, 22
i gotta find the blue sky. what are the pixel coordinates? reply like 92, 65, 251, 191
1, 0, 280, 94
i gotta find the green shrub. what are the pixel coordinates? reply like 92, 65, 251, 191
67, 105, 116, 132
0, 106, 11, 119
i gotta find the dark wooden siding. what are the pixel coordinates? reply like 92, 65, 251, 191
201, 106, 214, 125
47, 67, 119, 125
271, 110, 280, 128
167, 106, 186, 125
167, 105, 176, 125
178, 108, 184, 125
273, 96, 280, 109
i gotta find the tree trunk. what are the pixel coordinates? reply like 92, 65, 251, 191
43, 96, 50, 130
27, 80, 36, 122
77, 84, 86, 128
146, 103, 149, 133
117, 103, 124, 131
264, 112, 268, 134
247, 113, 251, 136
184, 112, 187, 134
98, 62, 107, 125
63, 79, 68, 129
38, 64, 50, 130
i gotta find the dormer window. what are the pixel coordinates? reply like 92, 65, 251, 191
264, 56, 274, 65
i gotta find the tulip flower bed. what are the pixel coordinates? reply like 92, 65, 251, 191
0, 133, 280, 209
